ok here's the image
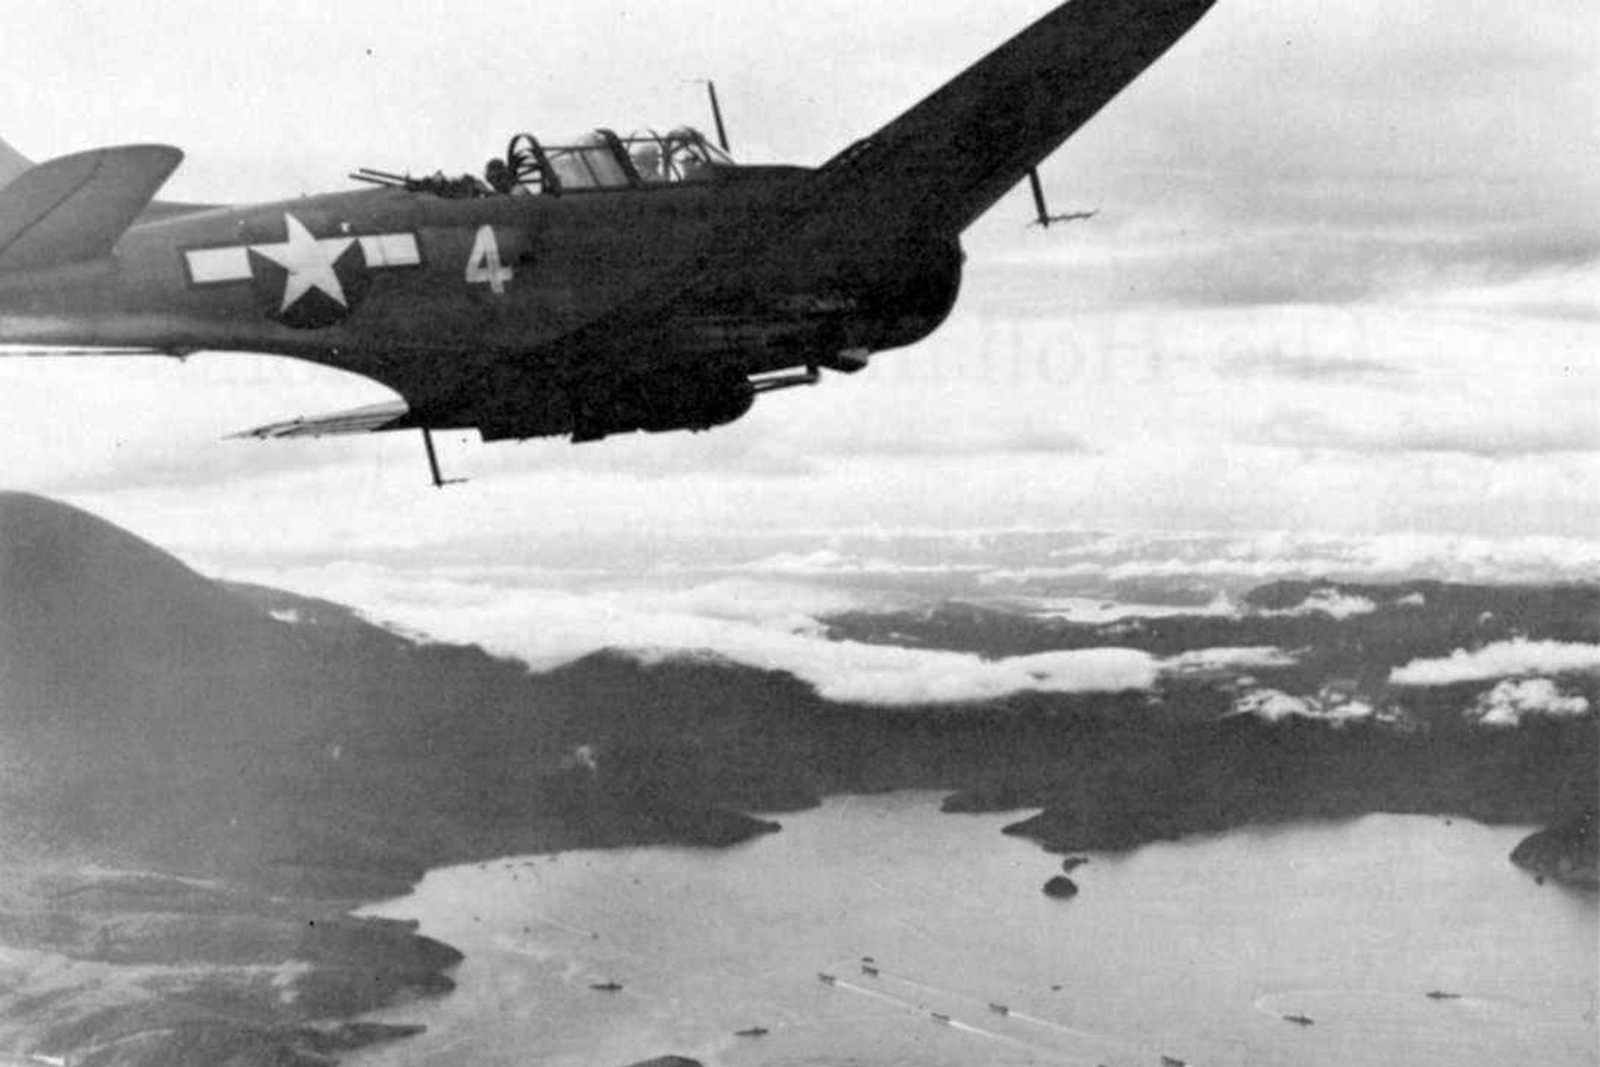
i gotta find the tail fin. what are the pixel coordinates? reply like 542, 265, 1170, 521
0, 144, 182, 273
819, 0, 1217, 235
0, 137, 31, 188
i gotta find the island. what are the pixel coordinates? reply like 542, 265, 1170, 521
1511, 810, 1598, 887
1043, 876, 1080, 899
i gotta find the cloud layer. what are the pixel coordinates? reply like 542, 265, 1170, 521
1390, 640, 1600, 686
240, 565, 1167, 705
235, 562, 1323, 706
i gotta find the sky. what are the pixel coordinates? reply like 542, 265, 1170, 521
1, 1, 1597, 695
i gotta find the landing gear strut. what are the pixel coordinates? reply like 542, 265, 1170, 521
421, 429, 468, 489
1027, 168, 1097, 228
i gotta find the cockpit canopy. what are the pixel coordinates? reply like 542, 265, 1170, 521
504, 127, 733, 195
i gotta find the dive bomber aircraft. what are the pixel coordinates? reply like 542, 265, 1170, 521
0, 0, 1216, 484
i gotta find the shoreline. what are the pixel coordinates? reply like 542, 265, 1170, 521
336, 802, 1596, 1067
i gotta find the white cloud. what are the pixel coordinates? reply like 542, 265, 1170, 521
1390, 639, 1600, 686
616, 579, 870, 632
1024, 595, 1238, 624
1466, 678, 1592, 728
637, 644, 1159, 707
1424, 258, 1600, 322
724, 527, 1600, 601
974, 530, 1600, 590
1255, 589, 1378, 621
736, 549, 988, 580
1229, 686, 1395, 726
1161, 647, 1300, 674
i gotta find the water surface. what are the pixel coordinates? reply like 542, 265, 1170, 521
353, 797, 1596, 1067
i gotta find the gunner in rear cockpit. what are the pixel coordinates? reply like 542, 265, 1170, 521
663, 130, 712, 181
485, 157, 516, 194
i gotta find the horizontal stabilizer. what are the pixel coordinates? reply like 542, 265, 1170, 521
821, 0, 1216, 234
0, 144, 183, 273
230, 400, 412, 440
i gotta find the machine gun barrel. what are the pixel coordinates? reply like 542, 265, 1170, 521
349, 167, 414, 188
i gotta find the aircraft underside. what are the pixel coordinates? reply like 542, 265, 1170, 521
0, 233, 961, 447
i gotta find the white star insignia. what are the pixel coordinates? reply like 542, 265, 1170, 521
250, 214, 356, 313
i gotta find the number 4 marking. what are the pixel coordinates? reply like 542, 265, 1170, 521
465, 225, 513, 295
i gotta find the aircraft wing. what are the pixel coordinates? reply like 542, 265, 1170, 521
230, 399, 412, 439
819, 0, 1217, 235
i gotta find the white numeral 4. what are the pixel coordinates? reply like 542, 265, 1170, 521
465, 225, 512, 295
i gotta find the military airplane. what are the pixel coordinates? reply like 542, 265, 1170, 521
0, 0, 1216, 485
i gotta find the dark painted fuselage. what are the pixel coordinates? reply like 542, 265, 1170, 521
0, 169, 962, 438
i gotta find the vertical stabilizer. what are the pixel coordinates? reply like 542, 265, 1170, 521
0, 137, 31, 188
0, 144, 182, 273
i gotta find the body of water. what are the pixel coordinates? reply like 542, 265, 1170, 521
351, 797, 1596, 1067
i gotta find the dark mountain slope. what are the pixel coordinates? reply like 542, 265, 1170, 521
0, 492, 778, 886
